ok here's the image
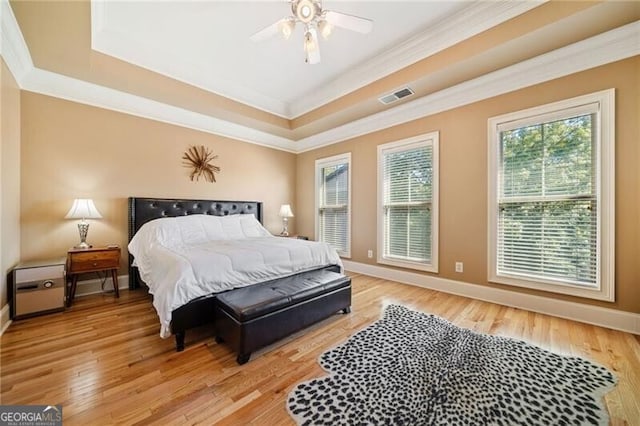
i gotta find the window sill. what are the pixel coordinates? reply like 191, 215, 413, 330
488, 273, 613, 302
377, 257, 438, 274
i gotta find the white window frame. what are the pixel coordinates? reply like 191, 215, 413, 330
377, 132, 439, 273
487, 89, 615, 301
315, 153, 352, 258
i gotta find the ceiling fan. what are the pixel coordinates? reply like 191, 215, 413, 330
250, 0, 373, 65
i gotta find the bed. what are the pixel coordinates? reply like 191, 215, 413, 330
127, 197, 342, 351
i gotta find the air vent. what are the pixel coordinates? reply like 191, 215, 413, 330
378, 86, 414, 105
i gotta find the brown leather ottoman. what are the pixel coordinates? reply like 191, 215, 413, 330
214, 269, 352, 364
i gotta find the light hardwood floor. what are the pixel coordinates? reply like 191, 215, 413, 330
1, 273, 639, 425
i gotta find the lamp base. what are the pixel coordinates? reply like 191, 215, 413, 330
280, 217, 289, 237
75, 221, 92, 249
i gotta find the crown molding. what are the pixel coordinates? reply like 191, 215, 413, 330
288, 0, 546, 118
2, 0, 638, 155
296, 21, 640, 153
0, 0, 33, 83
24, 67, 298, 152
35, 70, 300, 154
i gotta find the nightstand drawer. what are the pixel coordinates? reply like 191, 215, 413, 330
68, 250, 119, 273
66, 247, 121, 307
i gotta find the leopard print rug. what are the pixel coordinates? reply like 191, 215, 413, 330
287, 304, 617, 425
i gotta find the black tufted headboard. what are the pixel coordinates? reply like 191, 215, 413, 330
127, 197, 263, 289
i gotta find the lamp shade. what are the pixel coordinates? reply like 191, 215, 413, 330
279, 204, 294, 218
65, 199, 103, 220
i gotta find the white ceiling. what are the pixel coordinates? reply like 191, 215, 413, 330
91, 1, 472, 118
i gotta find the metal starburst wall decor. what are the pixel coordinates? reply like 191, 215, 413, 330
182, 145, 220, 183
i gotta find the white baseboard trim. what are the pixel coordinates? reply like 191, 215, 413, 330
343, 260, 640, 335
0, 303, 11, 336
75, 274, 130, 297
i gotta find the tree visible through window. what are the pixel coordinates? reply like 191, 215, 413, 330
488, 89, 615, 301
499, 115, 596, 285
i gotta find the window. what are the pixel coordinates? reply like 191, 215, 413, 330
377, 132, 439, 272
315, 153, 351, 257
488, 89, 614, 301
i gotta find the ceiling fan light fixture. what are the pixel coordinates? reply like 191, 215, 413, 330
303, 28, 321, 64
303, 30, 317, 53
279, 18, 295, 40
318, 19, 332, 40
295, 0, 317, 23
251, 0, 372, 64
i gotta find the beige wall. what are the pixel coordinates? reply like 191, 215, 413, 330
20, 92, 297, 273
296, 57, 640, 313
9, 57, 640, 315
1, 59, 21, 311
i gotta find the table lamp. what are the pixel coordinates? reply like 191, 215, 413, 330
279, 204, 294, 236
65, 198, 102, 249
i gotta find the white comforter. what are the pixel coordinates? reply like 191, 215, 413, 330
128, 214, 342, 337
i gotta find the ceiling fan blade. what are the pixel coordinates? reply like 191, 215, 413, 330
250, 19, 284, 42
305, 27, 321, 64
324, 10, 373, 34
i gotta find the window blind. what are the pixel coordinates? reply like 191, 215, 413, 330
497, 114, 597, 286
318, 161, 349, 255
382, 144, 432, 263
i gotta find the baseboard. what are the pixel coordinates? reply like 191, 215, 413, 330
75, 274, 130, 297
0, 303, 11, 336
343, 260, 640, 335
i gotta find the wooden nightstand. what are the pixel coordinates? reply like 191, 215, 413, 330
67, 246, 120, 307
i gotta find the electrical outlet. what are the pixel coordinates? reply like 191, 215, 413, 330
455, 262, 463, 273
367, 249, 373, 258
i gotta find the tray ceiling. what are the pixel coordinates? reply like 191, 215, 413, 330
91, 1, 470, 118
5, 0, 638, 152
